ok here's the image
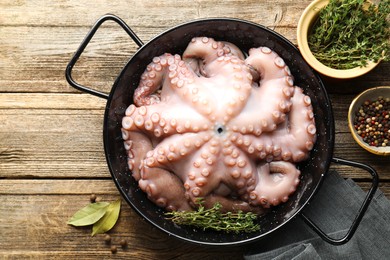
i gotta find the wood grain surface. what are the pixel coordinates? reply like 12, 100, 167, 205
1, 0, 389, 259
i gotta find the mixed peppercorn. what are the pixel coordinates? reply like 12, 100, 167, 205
353, 96, 390, 147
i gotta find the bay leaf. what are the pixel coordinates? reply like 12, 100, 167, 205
67, 202, 109, 226
92, 199, 121, 236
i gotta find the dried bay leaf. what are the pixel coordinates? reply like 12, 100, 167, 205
67, 202, 109, 226
92, 199, 121, 236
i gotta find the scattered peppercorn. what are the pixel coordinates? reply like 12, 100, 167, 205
119, 239, 128, 249
104, 234, 111, 244
353, 96, 390, 148
110, 245, 117, 254
90, 194, 97, 203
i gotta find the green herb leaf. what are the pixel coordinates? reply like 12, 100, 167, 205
92, 199, 121, 236
308, 0, 389, 69
165, 200, 260, 233
67, 202, 109, 226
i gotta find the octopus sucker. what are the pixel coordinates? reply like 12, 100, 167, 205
230, 170, 241, 179
224, 157, 236, 167
283, 85, 294, 97
125, 104, 136, 116
195, 177, 207, 187
274, 57, 286, 68
201, 168, 210, 177
191, 187, 202, 197
122, 117, 134, 130
307, 109, 314, 120
188, 171, 196, 180
123, 140, 133, 151
282, 151, 292, 161
272, 110, 281, 120
144, 120, 153, 131
284, 66, 291, 76
150, 112, 160, 123
247, 146, 255, 154
128, 159, 135, 171
307, 124, 317, 135
303, 95, 312, 106
122, 37, 317, 215
260, 46, 272, 54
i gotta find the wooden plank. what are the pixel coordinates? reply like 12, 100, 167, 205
0, 111, 107, 178
0, 193, 248, 259
0, 0, 308, 28
0, 26, 137, 94
1, 26, 388, 94
323, 63, 390, 94
0, 93, 105, 109
0, 179, 118, 195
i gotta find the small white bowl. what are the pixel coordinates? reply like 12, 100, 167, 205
297, 0, 380, 79
348, 86, 390, 156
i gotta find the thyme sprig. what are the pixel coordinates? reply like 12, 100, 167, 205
308, 0, 389, 69
165, 200, 260, 233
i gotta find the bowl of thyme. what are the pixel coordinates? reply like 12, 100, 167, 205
297, 0, 389, 79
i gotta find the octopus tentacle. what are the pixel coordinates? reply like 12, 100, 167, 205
220, 141, 258, 195
182, 41, 252, 121
282, 87, 316, 160
182, 137, 257, 205
182, 37, 228, 77
220, 41, 246, 60
137, 132, 213, 211
257, 87, 316, 162
230, 87, 316, 163
134, 53, 197, 106
247, 161, 301, 208
202, 193, 266, 215
245, 47, 292, 81
227, 47, 295, 134
137, 134, 221, 209
122, 102, 213, 140
229, 132, 275, 163
138, 166, 192, 212
134, 53, 176, 106
204, 57, 253, 122
181, 138, 222, 202
142, 132, 211, 170
121, 130, 153, 181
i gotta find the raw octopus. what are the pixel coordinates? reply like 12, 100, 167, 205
121, 37, 316, 214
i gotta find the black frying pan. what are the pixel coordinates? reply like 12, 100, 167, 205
66, 14, 378, 246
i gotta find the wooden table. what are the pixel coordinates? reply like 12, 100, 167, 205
1, 0, 389, 259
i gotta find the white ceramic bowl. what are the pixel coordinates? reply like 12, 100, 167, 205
348, 86, 390, 156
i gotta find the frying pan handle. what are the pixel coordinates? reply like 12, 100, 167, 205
300, 157, 379, 245
65, 14, 143, 99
